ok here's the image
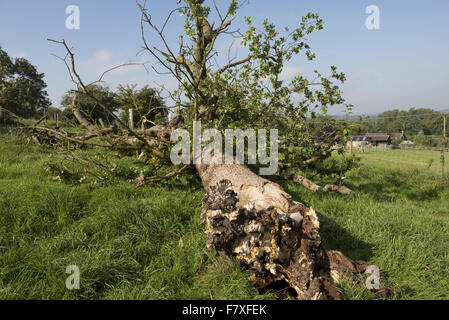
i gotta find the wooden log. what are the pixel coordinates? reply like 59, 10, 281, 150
197, 161, 367, 299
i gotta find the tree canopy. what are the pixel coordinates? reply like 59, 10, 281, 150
349, 108, 445, 136
134, 0, 354, 180
117, 84, 167, 128
0, 46, 51, 118
60, 84, 120, 125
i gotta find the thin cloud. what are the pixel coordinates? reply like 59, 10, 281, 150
78, 49, 149, 87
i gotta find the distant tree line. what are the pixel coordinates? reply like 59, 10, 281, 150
349, 108, 446, 136
0, 46, 166, 127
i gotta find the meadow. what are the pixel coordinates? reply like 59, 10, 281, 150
0, 131, 448, 300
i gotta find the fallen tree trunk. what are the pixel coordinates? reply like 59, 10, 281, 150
197, 162, 369, 300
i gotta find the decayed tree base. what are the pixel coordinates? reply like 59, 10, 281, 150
198, 162, 371, 300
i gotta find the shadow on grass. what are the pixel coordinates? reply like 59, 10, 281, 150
283, 184, 374, 262
317, 212, 374, 262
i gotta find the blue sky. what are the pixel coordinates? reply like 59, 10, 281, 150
0, 0, 448, 115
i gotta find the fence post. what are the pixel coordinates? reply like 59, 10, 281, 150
349, 137, 353, 156
128, 108, 134, 131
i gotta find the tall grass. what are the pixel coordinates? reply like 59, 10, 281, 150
0, 134, 276, 299
1, 134, 448, 299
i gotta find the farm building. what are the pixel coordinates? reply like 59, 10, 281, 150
348, 133, 393, 148
365, 133, 391, 148
392, 131, 408, 141
349, 136, 371, 148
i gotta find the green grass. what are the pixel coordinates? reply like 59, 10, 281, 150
0, 134, 277, 300
281, 148, 449, 299
1, 133, 448, 300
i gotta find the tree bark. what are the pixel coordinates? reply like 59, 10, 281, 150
197, 161, 369, 300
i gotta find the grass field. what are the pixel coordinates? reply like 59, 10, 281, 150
1, 132, 448, 300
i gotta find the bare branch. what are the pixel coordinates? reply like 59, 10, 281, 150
269, 173, 353, 196
216, 55, 253, 74
302, 145, 339, 166
136, 164, 192, 187
89, 62, 147, 86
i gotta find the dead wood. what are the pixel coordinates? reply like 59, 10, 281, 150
197, 161, 368, 300
269, 173, 353, 196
